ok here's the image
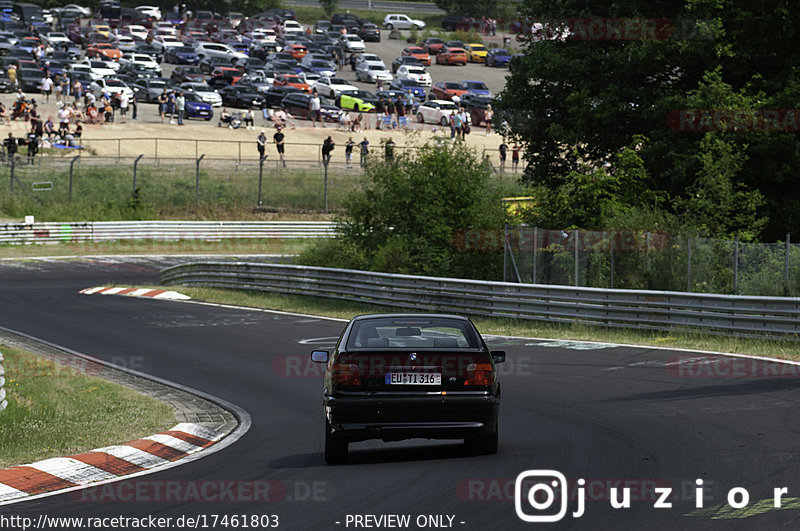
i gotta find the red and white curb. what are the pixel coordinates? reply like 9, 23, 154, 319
80, 286, 191, 300
0, 423, 222, 504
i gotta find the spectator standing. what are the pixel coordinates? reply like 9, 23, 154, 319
167, 90, 176, 124
119, 91, 129, 124
131, 89, 138, 120
244, 108, 254, 129
499, 141, 508, 172
60, 73, 70, 99
484, 104, 493, 136
157, 89, 167, 123
4, 132, 17, 160
53, 73, 62, 104
41, 75, 53, 102
449, 111, 456, 140
512, 144, 521, 171
72, 79, 82, 104
309, 91, 323, 127
359, 137, 369, 166
257, 129, 267, 160
396, 97, 407, 129
7, 64, 16, 90
375, 97, 385, 129
321, 136, 335, 165
26, 129, 38, 164
345, 137, 354, 168
273, 126, 286, 167
175, 91, 185, 125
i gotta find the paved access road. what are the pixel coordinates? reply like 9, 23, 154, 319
0, 257, 798, 529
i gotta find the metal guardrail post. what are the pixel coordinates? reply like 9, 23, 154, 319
532, 227, 538, 284
132, 154, 144, 196
9, 156, 14, 192
257, 156, 264, 206
734, 235, 739, 295
0, 351, 7, 413
69, 154, 80, 201
574, 229, 579, 287
785, 233, 791, 296
196, 154, 205, 205
323, 158, 329, 213
687, 236, 692, 292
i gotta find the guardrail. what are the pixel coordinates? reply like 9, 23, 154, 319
160, 262, 800, 339
0, 351, 7, 413
0, 221, 337, 245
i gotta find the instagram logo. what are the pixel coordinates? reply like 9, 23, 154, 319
515, 470, 577, 522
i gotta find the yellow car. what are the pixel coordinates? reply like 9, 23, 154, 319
464, 43, 488, 63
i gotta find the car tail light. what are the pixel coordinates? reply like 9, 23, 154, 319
464, 362, 494, 386
332, 362, 362, 386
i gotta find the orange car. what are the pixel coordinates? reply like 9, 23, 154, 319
431, 81, 469, 101
401, 46, 431, 66
285, 43, 308, 60
212, 66, 243, 83
87, 42, 123, 60
436, 46, 468, 66
273, 73, 310, 93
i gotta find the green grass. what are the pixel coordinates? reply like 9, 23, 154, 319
0, 346, 175, 468
0, 238, 317, 259
167, 287, 800, 360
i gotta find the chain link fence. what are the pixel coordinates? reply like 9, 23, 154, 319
501, 226, 800, 297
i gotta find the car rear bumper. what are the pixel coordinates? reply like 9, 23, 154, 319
324, 393, 500, 442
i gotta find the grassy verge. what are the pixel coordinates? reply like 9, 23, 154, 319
0, 345, 175, 468
0, 238, 316, 259
170, 286, 800, 360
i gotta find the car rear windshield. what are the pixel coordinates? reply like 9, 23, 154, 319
347, 317, 480, 349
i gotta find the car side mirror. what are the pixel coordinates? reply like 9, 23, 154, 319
491, 351, 506, 364
311, 350, 329, 363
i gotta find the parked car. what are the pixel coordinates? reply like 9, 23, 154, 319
273, 73, 310, 93
382, 14, 425, 30
311, 76, 358, 98
336, 89, 379, 112
355, 62, 393, 83
463, 43, 488, 63
436, 46, 468, 66
396, 65, 431, 87
460, 79, 491, 97
163, 43, 200, 65
170, 65, 205, 84
89, 77, 134, 99
485, 48, 511, 67
180, 82, 223, 107
441, 14, 476, 31
310, 313, 504, 464
420, 37, 444, 55
392, 55, 423, 73
401, 46, 431, 66
337, 33, 365, 53
358, 23, 380, 42
430, 81, 469, 101
132, 77, 172, 103
262, 85, 304, 108
416, 99, 461, 126
218, 84, 265, 108
388, 78, 426, 100
281, 91, 342, 122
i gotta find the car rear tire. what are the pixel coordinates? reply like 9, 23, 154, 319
386, 23, 393, 30
417, 113, 424, 123
354, 104, 359, 111
324, 420, 348, 465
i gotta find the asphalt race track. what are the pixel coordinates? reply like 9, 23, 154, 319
0, 257, 799, 530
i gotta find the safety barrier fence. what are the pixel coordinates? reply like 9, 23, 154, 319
0, 351, 6, 413
0, 221, 337, 245
160, 262, 800, 339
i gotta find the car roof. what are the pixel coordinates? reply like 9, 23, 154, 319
351, 313, 470, 322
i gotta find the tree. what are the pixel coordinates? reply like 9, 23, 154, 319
318, 0, 337, 18
299, 142, 506, 279
499, 0, 800, 240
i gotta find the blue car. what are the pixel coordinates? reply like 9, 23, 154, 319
164, 46, 200, 65
389, 79, 426, 100
460, 79, 491, 97
184, 92, 214, 120
485, 48, 511, 67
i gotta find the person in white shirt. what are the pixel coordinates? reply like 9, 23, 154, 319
41, 76, 53, 102
119, 92, 129, 123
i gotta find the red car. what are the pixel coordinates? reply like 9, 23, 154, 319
87, 42, 122, 60
436, 46, 468, 66
420, 37, 444, 55
430, 81, 469, 101
285, 43, 308, 60
274, 73, 310, 93
401, 46, 431, 66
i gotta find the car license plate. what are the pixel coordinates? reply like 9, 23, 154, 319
385, 372, 441, 385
